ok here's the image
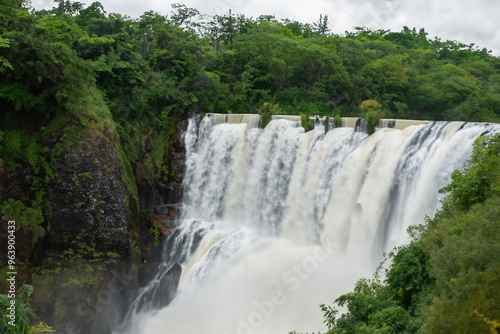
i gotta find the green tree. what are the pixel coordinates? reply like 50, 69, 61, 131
423, 197, 500, 333
52, 0, 84, 16
439, 133, 500, 212
314, 14, 330, 35
169, 3, 200, 29
365, 54, 408, 97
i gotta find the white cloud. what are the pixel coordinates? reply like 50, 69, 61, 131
30, 0, 500, 54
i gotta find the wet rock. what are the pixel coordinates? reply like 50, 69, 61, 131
46, 129, 132, 256
165, 181, 183, 204
152, 204, 171, 215
156, 263, 182, 308
138, 263, 155, 287
146, 213, 177, 234
131, 262, 182, 313
169, 151, 186, 179
153, 203, 182, 218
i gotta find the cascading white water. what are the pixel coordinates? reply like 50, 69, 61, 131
117, 116, 500, 334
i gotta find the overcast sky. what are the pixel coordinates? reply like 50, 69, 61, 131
31, 0, 500, 55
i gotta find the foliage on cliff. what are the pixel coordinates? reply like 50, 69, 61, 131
296, 133, 500, 334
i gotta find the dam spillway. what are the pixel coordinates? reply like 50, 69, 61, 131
206, 112, 431, 130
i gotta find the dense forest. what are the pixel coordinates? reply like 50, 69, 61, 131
1, 0, 500, 332
2, 0, 500, 167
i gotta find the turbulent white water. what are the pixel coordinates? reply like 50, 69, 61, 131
118, 115, 500, 334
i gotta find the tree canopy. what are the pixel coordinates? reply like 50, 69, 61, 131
2, 0, 500, 129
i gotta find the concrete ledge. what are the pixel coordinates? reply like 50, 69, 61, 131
205, 113, 432, 131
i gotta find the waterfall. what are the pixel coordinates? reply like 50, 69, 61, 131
115, 116, 500, 334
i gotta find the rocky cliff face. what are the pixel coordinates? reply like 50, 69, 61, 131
45, 122, 135, 258
137, 117, 189, 286
0, 113, 191, 332
0, 118, 141, 333
137, 117, 189, 211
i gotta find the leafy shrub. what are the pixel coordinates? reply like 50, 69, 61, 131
0, 285, 54, 333
259, 102, 282, 128
300, 113, 315, 132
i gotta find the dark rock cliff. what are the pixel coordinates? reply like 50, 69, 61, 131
0, 119, 140, 333
0, 112, 190, 332
47, 152, 132, 250
46, 125, 134, 257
